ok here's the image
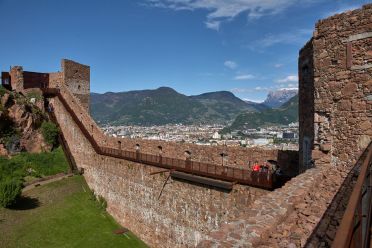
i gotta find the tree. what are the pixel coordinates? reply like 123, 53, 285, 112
0, 178, 22, 208
41, 121, 59, 147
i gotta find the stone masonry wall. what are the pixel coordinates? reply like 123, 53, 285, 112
9, 66, 24, 93
299, 4, 372, 170
61, 59, 90, 112
49, 72, 63, 88
51, 86, 269, 247
298, 40, 315, 174
197, 158, 354, 247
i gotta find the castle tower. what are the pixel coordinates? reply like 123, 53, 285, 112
61, 59, 90, 112
298, 4, 372, 173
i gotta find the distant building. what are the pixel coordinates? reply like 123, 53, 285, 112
222, 133, 232, 139
253, 138, 271, 146
283, 132, 295, 139
288, 122, 299, 127
276, 132, 283, 139
212, 132, 221, 139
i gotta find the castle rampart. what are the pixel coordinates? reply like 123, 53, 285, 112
49, 84, 269, 247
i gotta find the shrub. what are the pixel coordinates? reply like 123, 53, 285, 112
0, 178, 23, 208
26, 90, 43, 101
0, 85, 7, 97
41, 121, 59, 147
0, 114, 17, 144
3, 133, 21, 154
10, 147, 69, 177
0, 160, 24, 182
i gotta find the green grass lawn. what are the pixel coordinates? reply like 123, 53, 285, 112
0, 176, 147, 248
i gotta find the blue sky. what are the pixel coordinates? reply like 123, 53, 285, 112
0, 0, 369, 102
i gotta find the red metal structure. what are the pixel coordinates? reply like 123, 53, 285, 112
23, 71, 49, 89
1, 72, 11, 89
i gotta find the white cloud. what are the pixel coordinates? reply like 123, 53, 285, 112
205, 20, 221, 31
251, 29, 312, 49
276, 75, 298, 83
145, 0, 314, 30
230, 88, 248, 93
231, 82, 298, 95
254, 86, 268, 91
224, 60, 237, 69
286, 83, 298, 88
234, 74, 254, 80
274, 63, 283, 68
243, 98, 263, 103
231, 86, 272, 93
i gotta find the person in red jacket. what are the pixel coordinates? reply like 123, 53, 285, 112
253, 162, 260, 172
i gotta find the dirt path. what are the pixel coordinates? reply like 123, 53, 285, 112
22, 173, 74, 192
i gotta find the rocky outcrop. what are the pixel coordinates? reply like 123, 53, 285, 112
0, 144, 8, 157
263, 89, 298, 108
0, 90, 51, 155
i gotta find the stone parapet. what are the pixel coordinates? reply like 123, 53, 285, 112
198, 163, 351, 247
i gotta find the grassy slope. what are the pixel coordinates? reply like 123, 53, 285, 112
0, 147, 70, 183
0, 176, 147, 248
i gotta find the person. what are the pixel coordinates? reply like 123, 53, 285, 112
251, 161, 260, 185
47, 102, 54, 113
261, 162, 269, 173
253, 161, 260, 172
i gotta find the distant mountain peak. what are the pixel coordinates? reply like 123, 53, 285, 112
192, 91, 237, 100
156, 86, 176, 92
263, 89, 298, 108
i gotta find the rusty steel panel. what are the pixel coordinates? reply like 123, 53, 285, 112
171, 171, 233, 190
1, 72, 11, 89
23, 71, 49, 89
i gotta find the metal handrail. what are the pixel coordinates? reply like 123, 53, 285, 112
332, 141, 372, 248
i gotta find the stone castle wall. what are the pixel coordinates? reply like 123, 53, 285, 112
9, 66, 24, 93
298, 40, 315, 173
61, 59, 90, 112
299, 4, 372, 170
51, 85, 269, 247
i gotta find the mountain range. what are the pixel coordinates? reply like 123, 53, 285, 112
222, 94, 299, 133
263, 89, 298, 108
90, 87, 269, 126
91, 87, 293, 126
